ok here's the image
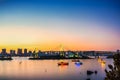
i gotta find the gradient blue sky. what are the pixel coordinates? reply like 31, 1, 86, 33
0, 0, 120, 51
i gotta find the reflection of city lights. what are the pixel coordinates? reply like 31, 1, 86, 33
101, 62, 105, 68
75, 62, 83, 67
75, 63, 81, 67
98, 58, 102, 63
58, 65, 68, 71
97, 58, 106, 68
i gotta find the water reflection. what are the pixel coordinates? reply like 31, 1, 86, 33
75, 62, 81, 67
0, 57, 113, 80
101, 62, 105, 68
58, 65, 68, 72
97, 58, 106, 68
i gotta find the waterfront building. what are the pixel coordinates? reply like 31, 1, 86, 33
10, 50, 16, 56
17, 48, 22, 56
1, 48, 7, 56
24, 48, 28, 56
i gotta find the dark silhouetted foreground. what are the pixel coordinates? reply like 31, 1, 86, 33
105, 52, 120, 80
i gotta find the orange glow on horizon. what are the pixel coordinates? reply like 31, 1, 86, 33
0, 42, 118, 53
0, 26, 119, 52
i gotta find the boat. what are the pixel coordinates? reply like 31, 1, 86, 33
58, 62, 69, 66
75, 61, 83, 65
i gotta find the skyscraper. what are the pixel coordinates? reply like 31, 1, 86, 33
24, 49, 27, 54
17, 48, 22, 56
1, 48, 6, 55
10, 50, 16, 56
24, 48, 27, 56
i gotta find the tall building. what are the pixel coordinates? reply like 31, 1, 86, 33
17, 48, 22, 56
1, 48, 6, 55
24, 48, 27, 54
10, 50, 13, 54
10, 50, 16, 56
28, 51, 32, 56
24, 48, 27, 56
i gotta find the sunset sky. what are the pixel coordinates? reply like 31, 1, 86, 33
0, 0, 120, 52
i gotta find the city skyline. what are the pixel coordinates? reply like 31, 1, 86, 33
0, 0, 120, 51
